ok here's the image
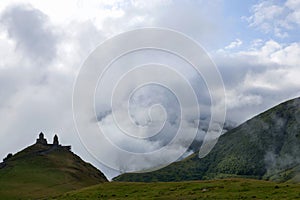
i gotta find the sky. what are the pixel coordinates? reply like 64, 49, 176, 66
0, 0, 299, 179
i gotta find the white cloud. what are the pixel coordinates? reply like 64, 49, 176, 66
215, 39, 300, 122
225, 38, 242, 50
286, 0, 300, 25
245, 0, 300, 38
238, 40, 300, 67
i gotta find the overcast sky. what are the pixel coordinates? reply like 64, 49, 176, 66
0, 0, 299, 179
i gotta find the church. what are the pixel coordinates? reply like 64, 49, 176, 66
36, 132, 71, 151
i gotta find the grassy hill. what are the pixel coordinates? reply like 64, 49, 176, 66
115, 97, 300, 182
0, 136, 107, 199
49, 178, 300, 200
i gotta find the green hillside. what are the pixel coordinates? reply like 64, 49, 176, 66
50, 179, 300, 200
0, 134, 107, 199
115, 97, 300, 182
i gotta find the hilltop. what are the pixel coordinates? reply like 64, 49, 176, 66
0, 133, 107, 199
115, 97, 300, 183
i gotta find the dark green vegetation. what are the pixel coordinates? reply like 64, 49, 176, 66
0, 142, 107, 199
115, 97, 300, 182
50, 179, 300, 200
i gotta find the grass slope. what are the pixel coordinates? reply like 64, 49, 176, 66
50, 179, 300, 200
115, 97, 300, 182
0, 143, 107, 199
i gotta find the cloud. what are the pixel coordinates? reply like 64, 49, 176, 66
215, 39, 300, 122
286, 0, 300, 25
0, 4, 59, 64
245, 0, 300, 38
225, 38, 242, 50
91, 106, 203, 172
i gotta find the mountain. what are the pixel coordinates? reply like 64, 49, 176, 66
0, 133, 107, 199
114, 97, 300, 183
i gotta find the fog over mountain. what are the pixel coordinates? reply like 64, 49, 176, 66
115, 97, 300, 183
